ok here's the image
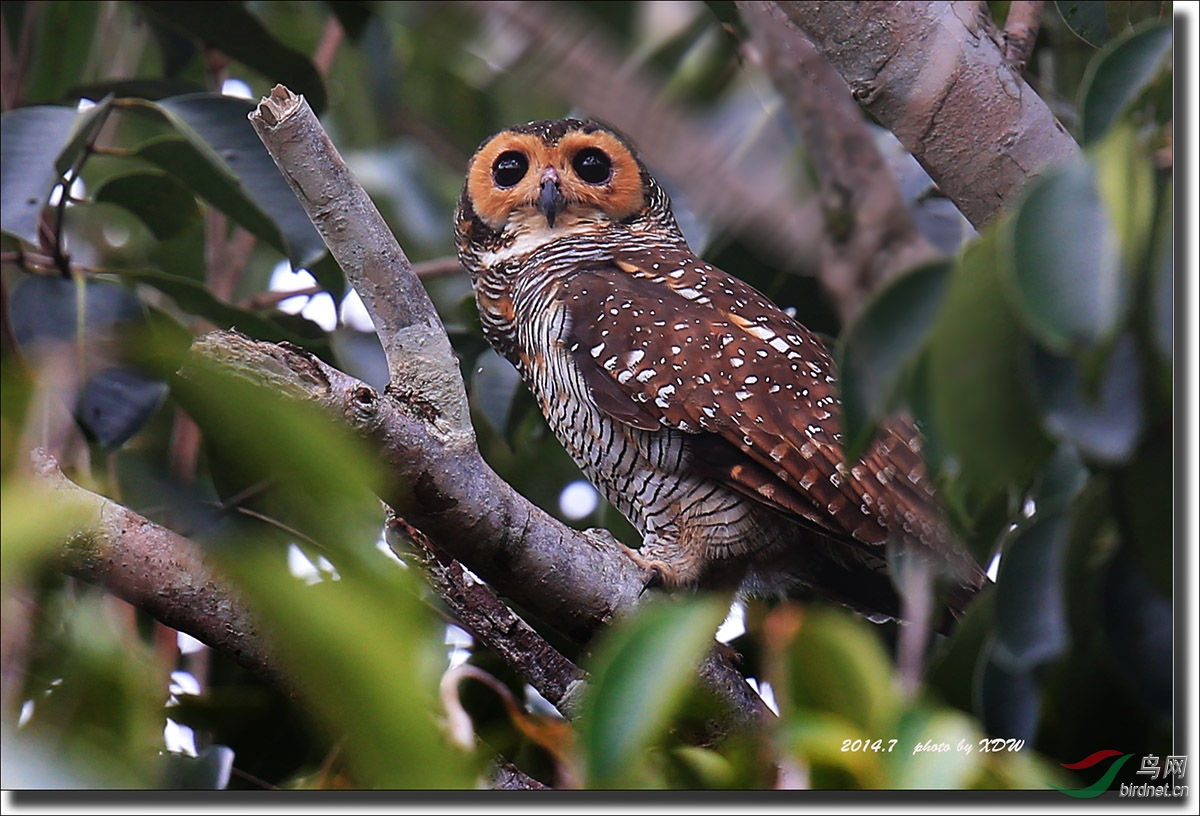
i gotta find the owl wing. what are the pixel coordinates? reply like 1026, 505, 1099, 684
562, 246, 984, 595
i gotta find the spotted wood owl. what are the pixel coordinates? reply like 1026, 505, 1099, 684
454, 118, 986, 629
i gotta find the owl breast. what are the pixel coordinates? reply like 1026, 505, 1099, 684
478, 233, 797, 590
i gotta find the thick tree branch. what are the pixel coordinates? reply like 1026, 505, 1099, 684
738, 1, 942, 322
777, 0, 1078, 227
29, 448, 289, 693
186, 330, 770, 731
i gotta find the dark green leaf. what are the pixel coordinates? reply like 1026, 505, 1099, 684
978, 647, 1043, 742
579, 595, 730, 788
1099, 544, 1171, 720
993, 512, 1070, 672
1055, 1, 1115, 47
1149, 180, 1172, 367
926, 230, 1052, 502
155, 94, 327, 267
118, 267, 318, 345
15, 1, 103, 105
95, 171, 202, 239
9, 274, 143, 350
1032, 444, 1089, 518
0, 106, 81, 244
307, 252, 347, 304
78, 366, 168, 449
330, 328, 388, 389
1007, 157, 1126, 353
1030, 334, 1144, 465
53, 98, 115, 177
1079, 20, 1172, 143
136, 1, 328, 114
837, 260, 951, 462
136, 135, 286, 257
1113, 425, 1171, 596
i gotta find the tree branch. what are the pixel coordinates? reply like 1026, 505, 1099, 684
1003, 1, 1046, 72
386, 516, 587, 719
249, 86, 471, 438
185, 329, 770, 731
30, 447, 289, 693
776, 0, 1078, 227
738, 1, 942, 322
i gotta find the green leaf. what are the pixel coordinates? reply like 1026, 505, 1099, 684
156, 94, 328, 268
125, 95, 327, 270
8, 274, 144, 351
1006, 156, 1126, 353
779, 607, 897, 733
136, 0, 328, 114
1079, 20, 1172, 144
136, 135, 285, 256
17, 591, 171, 787
0, 106, 82, 244
1090, 125, 1157, 276
1114, 425, 1171, 597
172, 351, 384, 550
95, 170, 202, 239
578, 595, 730, 788
1031, 334, 1144, 465
117, 267, 319, 345
926, 230, 1052, 502
78, 367, 168, 449
885, 707, 982, 789
1148, 179, 1172, 369
978, 646, 1043, 742
779, 710, 887, 788
837, 260, 951, 463
221, 549, 476, 788
993, 512, 1071, 672
0, 476, 95, 588
1055, 1, 1115, 47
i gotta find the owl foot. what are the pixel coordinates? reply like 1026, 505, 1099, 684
620, 544, 679, 593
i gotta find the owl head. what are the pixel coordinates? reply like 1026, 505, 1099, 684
455, 119, 683, 276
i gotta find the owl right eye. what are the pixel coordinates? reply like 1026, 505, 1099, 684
492, 151, 529, 187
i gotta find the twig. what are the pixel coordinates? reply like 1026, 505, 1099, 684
387, 516, 586, 718
1003, 1, 1045, 72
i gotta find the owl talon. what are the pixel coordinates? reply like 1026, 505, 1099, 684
619, 544, 675, 592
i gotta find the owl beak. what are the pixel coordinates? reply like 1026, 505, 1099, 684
538, 168, 565, 227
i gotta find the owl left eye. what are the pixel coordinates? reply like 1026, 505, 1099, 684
572, 148, 612, 184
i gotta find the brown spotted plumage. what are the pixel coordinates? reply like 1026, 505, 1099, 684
455, 118, 986, 628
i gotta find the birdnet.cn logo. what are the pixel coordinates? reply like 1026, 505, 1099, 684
1051, 750, 1188, 798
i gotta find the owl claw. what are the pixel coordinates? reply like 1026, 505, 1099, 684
619, 544, 675, 592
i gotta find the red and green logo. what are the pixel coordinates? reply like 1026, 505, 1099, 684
1052, 750, 1135, 797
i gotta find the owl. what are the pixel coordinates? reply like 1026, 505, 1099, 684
454, 118, 986, 629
